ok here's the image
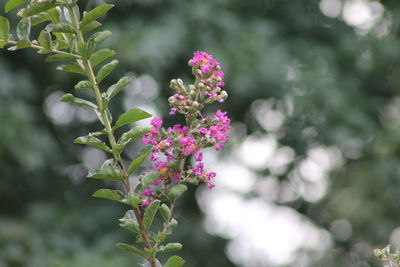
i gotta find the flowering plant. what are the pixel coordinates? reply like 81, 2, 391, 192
0, 1, 230, 266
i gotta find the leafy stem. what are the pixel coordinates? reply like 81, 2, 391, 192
67, 5, 157, 267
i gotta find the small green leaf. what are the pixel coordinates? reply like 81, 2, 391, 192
121, 193, 142, 207
118, 126, 152, 146
61, 93, 97, 109
31, 12, 51, 26
45, 53, 77, 62
87, 159, 123, 181
38, 30, 52, 50
140, 172, 161, 192
90, 48, 115, 67
47, 7, 61, 24
106, 76, 132, 101
92, 189, 124, 202
165, 256, 185, 267
80, 4, 114, 28
78, 40, 95, 60
5, 0, 26, 13
96, 59, 118, 83
88, 30, 111, 47
158, 243, 182, 253
119, 210, 140, 233
113, 108, 151, 130
128, 145, 153, 175
21, 1, 57, 17
46, 22, 75, 33
74, 135, 112, 152
116, 243, 146, 258
74, 80, 92, 90
17, 18, 31, 40
159, 204, 171, 223
143, 200, 160, 231
0, 17, 10, 42
57, 63, 85, 75
166, 160, 180, 171
81, 20, 101, 35
7, 40, 31, 51
167, 184, 187, 202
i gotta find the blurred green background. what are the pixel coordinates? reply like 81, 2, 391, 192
1, 0, 400, 266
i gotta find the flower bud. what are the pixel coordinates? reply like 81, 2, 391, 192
192, 101, 200, 108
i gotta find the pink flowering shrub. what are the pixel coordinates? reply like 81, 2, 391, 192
140, 51, 230, 206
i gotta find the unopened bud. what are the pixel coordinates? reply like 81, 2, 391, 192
192, 101, 200, 108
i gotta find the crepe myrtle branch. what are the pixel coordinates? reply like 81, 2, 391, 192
0, 0, 230, 266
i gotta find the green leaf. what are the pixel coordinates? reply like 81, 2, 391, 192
96, 59, 118, 83
80, 4, 114, 28
74, 80, 92, 90
5, 0, 26, 13
116, 243, 146, 258
7, 40, 31, 51
81, 20, 101, 35
0, 16, 10, 42
167, 184, 187, 202
31, 12, 51, 26
17, 18, 31, 40
140, 172, 161, 193
121, 193, 142, 207
46, 22, 75, 33
87, 159, 123, 181
90, 48, 115, 67
106, 76, 132, 101
45, 53, 77, 62
143, 200, 160, 231
60, 93, 97, 109
38, 30, 52, 51
78, 40, 95, 60
159, 204, 171, 223
158, 243, 182, 253
119, 210, 140, 233
113, 108, 151, 130
118, 126, 152, 146
74, 135, 112, 152
165, 256, 185, 267
57, 63, 85, 75
21, 1, 57, 17
92, 189, 124, 202
47, 7, 61, 24
88, 30, 112, 47
128, 145, 153, 175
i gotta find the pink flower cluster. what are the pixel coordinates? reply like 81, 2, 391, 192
139, 51, 230, 206
199, 110, 231, 151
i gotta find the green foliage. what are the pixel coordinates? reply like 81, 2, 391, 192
87, 159, 124, 181
106, 76, 133, 102
139, 172, 161, 193
74, 135, 112, 153
92, 189, 124, 202
91, 48, 115, 67
80, 4, 114, 28
167, 184, 187, 202
159, 204, 171, 222
113, 108, 152, 130
119, 210, 140, 234
128, 145, 153, 175
143, 200, 160, 231
4, 0, 26, 13
16, 18, 30, 40
61, 93, 97, 109
45, 22, 75, 33
57, 63, 86, 75
158, 243, 182, 253
97, 59, 118, 83
20, 1, 57, 18
165, 256, 185, 267
116, 243, 147, 258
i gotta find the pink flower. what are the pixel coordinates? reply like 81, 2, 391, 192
195, 152, 203, 162
143, 187, 152, 196
151, 117, 162, 129
199, 127, 208, 134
